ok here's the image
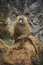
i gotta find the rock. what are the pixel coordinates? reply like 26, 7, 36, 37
29, 14, 43, 43
29, 2, 40, 15
0, 35, 43, 65
0, 39, 9, 57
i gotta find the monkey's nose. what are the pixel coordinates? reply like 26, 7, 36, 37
19, 19, 24, 25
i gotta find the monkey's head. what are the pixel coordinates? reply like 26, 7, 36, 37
6, 15, 31, 40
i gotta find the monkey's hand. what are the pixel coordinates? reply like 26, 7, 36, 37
17, 35, 28, 40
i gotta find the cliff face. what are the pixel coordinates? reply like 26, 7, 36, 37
0, 0, 43, 43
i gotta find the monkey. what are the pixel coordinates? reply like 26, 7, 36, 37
6, 15, 31, 42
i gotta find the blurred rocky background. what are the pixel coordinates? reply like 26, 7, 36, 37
0, 0, 43, 43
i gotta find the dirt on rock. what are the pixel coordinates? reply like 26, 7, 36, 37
0, 35, 43, 65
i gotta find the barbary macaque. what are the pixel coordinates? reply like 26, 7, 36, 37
6, 15, 31, 42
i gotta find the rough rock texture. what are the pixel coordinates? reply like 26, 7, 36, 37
0, 35, 43, 65
28, 1, 43, 43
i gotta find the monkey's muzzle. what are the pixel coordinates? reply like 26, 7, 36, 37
18, 19, 25, 25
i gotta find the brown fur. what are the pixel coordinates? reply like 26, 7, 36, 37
6, 15, 31, 41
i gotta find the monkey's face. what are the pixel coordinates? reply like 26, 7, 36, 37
6, 15, 31, 39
